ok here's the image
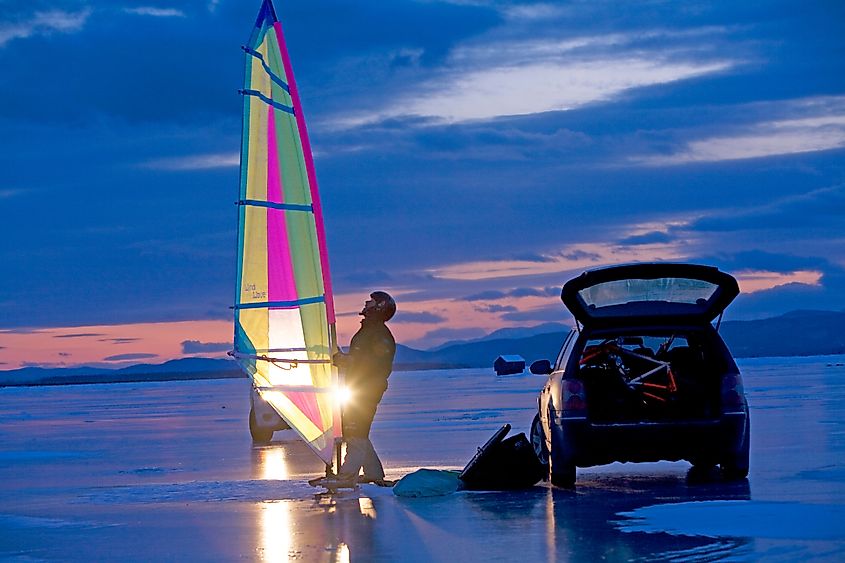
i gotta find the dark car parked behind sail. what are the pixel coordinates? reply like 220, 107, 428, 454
530, 263, 750, 488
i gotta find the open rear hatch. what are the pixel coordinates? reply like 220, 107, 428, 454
561, 263, 739, 328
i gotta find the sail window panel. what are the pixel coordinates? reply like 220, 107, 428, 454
273, 109, 310, 207
263, 28, 293, 100
241, 206, 269, 305
298, 301, 331, 363
245, 99, 269, 202
267, 308, 311, 386
284, 211, 323, 294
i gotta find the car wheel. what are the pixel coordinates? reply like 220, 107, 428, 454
551, 462, 576, 488
721, 417, 750, 480
530, 414, 550, 468
249, 406, 274, 443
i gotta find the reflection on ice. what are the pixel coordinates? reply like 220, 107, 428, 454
256, 447, 289, 481
358, 497, 377, 519
258, 500, 291, 562
334, 543, 350, 563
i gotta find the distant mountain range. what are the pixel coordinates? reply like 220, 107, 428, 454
2, 310, 844, 386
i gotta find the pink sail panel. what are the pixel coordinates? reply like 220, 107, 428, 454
273, 20, 336, 325
284, 390, 327, 435
266, 108, 299, 303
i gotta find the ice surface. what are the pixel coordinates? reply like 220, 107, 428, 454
1, 357, 844, 561
616, 500, 845, 540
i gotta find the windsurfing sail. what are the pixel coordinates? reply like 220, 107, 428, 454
232, 0, 339, 465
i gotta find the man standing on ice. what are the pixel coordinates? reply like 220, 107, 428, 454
331, 291, 396, 487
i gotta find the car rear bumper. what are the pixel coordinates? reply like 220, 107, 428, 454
550, 412, 747, 467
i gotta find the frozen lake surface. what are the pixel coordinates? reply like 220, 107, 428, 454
2, 356, 845, 561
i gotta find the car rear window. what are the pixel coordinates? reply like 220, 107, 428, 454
577, 277, 719, 310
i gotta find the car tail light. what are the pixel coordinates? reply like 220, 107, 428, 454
721, 373, 746, 412
563, 378, 586, 416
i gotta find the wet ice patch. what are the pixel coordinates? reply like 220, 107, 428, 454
79, 479, 397, 504
0, 513, 103, 530
0, 450, 85, 462
117, 466, 180, 476
79, 479, 315, 504
616, 500, 845, 540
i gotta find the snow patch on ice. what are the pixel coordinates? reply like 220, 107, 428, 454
615, 500, 845, 540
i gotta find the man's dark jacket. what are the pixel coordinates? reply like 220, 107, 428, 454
340, 317, 395, 438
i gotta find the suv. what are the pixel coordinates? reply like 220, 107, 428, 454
531, 263, 750, 488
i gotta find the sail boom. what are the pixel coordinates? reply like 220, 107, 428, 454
232, 351, 331, 365
256, 384, 335, 393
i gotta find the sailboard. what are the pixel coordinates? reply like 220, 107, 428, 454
232, 0, 340, 467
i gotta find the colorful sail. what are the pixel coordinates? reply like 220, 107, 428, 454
233, 0, 339, 464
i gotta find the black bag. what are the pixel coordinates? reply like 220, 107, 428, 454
459, 425, 545, 490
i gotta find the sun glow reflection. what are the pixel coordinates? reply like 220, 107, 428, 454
334, 543, 350, 563
358, 497, 377, 519
258, 501, 292, 562
257, 447, 289, 481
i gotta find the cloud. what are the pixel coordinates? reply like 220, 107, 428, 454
391, 311, 446, 324
688, 183, 845, 233
474, 304, 517, 314
53, 333, 105, 339
339, 28, 735, 126
501, 307, 569, 323
462, 286, 558, 301
559, 250, 602, 262
636, 97, 845, 165
102, 353, 158, 362
511, 252, 556, 263
142, 152, 239, 171
181, 340, 230, 354
701, 250, 830, 275
338, 270, 395, 288
99, 337, 141, 344
0, 188, 26, 199
364, 58, 731, 124
618, 231, 675, 246
502, 3, 568, 21
124, 8, 186, 18
0, 9, 91, 47
463, 290, 507, 301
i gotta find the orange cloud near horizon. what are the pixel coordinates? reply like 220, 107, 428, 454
0, 268, 824, 370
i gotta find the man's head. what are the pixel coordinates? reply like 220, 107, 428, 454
360, 291, 396, 322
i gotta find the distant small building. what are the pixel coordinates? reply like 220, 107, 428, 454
494, 355, 525, 376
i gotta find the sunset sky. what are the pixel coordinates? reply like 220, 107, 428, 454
2, 0, 844, 370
